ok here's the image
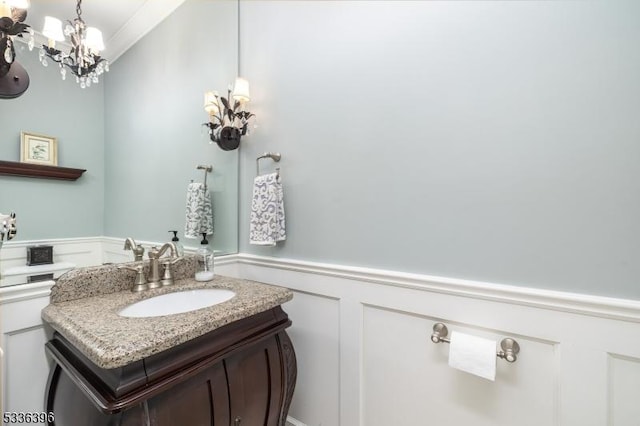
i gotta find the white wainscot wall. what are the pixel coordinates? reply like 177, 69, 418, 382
0, 237, 105, 416
3, 240, 640, 425
229, 254, 640, 426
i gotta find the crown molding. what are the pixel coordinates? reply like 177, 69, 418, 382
104, 0, 188, 63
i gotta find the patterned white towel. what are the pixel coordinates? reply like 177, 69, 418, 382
185, 182, 213, 239
250, 172, 285, 246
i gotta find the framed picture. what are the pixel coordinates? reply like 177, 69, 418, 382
20, 132, 58, 166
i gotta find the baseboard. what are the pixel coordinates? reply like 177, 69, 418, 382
236, 253, 640, 323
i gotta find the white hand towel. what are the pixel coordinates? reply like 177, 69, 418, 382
448, 331, 497, 381
185, 182, 213, 239
250, 172, 285, 246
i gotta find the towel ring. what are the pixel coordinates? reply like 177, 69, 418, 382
256, 152, 281, 176
196, 164, 213, 190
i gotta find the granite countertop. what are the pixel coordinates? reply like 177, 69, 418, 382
42, 274, 293, 369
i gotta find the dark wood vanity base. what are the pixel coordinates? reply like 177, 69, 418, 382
44, 307, 297, 426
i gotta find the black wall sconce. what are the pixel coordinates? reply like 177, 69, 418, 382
0, 0, 31, 99
203, 78, 255, 151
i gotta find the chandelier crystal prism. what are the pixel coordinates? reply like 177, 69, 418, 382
39, 0, 108, 88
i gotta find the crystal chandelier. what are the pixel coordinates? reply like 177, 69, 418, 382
39, 0, 108, 88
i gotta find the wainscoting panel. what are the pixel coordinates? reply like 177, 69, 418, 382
362, 305, 556, 426
283, 292, 341, 426
3, 325, 51, 413
608, 354, 640, 426
1, 293, 53, 414
233, 254, 640, 426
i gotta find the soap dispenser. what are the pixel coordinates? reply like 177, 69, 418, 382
195, 233, 214, 282
168, 230, 184, 256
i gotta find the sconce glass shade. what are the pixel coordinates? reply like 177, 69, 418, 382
84, 27, 105, 52
204, 91, 219, 114
1, 0, 28, 18
42, 16, 65, 42
0, 4, 11, 18
232, 77, 250, 103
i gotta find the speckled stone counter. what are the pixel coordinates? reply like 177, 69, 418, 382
42, 261, 293, 369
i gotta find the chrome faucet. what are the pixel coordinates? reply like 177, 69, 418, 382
147, 243, 179, 288
123, 237, 145, 261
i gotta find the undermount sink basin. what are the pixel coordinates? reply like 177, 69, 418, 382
118, 289, 236, 318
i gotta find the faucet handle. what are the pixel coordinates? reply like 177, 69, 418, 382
148, 246, 160, 258
160, 258, 178, 286
118, 264, 148, 292
133, 245, 145, 260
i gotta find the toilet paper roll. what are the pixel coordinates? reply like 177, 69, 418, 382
448, 331, 497, 381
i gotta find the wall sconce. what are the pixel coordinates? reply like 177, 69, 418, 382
203, 77, 255, 151
0, 0, 32, 99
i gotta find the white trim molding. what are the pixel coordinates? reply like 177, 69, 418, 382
105, 0, 188, 62
1, 236, 104, 250
0, 281, 53, 305
235, 253, 640, 323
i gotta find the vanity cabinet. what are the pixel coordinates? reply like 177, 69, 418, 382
0, 282, 53, 414
44, 307, 296, 426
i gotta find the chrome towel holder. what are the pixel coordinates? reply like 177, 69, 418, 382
256, 152, 281, 176
196, 164, 213, 190
431, 322, 521, 363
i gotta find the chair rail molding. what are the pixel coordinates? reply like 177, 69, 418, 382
235, 253, 640, 323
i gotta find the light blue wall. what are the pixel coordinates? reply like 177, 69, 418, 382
239, 1, 640, 299
104, 0, 239, 253
0, 45, 104, 240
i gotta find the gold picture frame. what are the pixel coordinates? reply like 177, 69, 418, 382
20, 131, 58, 166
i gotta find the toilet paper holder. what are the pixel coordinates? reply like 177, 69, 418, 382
431, 323, 520, 363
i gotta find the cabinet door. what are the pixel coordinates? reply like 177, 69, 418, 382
225, 336, 284, 426
1, 294, 52, 414
146, 361, 229, 426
